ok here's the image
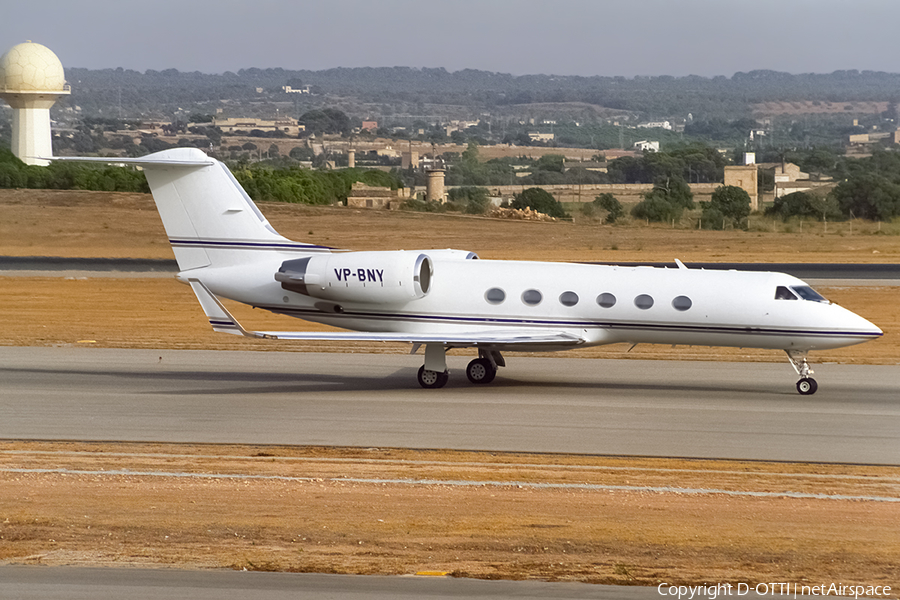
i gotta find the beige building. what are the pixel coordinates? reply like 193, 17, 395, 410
527, 132, 555, 142
401, 150, 419, 170
758, 162, 834, 199
724, 164, 759, 211
758, 162, 808, 184
213, 117, 304, 136
346, 182, 408, 209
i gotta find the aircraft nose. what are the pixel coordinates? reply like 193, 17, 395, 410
845, 308, 882, 338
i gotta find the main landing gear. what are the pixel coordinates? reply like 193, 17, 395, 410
417, 365, 449, 389
415, 345, 504, 389
786, 350, 817, 395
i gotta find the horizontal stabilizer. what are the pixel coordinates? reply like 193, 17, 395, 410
51, 153, 215, 169
188, 279, 584, 348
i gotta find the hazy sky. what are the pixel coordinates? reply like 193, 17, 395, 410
2, 0, 898, 77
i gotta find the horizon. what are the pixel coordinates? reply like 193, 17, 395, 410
2, 0, 900, 80
59, 64, 900, 80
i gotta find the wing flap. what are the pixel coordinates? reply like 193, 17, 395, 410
253, 330, 584, 346
187, 279, 584, 347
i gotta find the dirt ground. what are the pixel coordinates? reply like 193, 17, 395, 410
1, 189, 899, 587
3, 188, 900, 263
1, 443, 898, 587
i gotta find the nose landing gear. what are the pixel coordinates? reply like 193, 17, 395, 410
786, 351, 817, 395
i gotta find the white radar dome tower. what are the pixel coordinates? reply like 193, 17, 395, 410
0, 41, 70, 166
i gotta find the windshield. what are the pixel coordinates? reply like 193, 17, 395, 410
791, 285, 828, 303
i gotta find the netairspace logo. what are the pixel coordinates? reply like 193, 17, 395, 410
657, 583, 894, 599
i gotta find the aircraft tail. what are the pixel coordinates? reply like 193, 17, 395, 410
56, 148, 327, 271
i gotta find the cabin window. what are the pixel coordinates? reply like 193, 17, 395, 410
522, 289, 543, 306
672, 296, 692, 311
791, 285, 828, 303
559, 291, 579, 307
775, 286, 798, 300
596, 293, 616, 308
485, 288, 506, 304
634, 294, 654, 310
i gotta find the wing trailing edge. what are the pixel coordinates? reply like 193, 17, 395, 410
187, 279, 585, 348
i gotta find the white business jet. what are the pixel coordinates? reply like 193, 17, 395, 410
58, 148, 882, 394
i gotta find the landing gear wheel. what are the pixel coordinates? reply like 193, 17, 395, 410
466, 358, 497, 384
418, 365, 449, 389
796, 377, 818, 395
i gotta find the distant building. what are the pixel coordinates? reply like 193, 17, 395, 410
361, 120, 378, 132
633, 140, 659, 152
346, 182, 407, 209
528, 132, 555, 142
724, 164, 758, 211
758, 162, 835, 199
563, 160, 607, 173
637, 121, 672, 130
281, 85, 310, 94
214, 117, 303, 136
401, 150, 419, 170
758, 162, 808, 184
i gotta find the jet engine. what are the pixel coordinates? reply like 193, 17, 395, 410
275, 251, 432, 304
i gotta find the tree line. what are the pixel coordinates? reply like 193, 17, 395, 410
0, 148, 403, 205
63, 66, 900, 121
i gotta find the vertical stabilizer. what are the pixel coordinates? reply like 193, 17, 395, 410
55, 148, 323, 271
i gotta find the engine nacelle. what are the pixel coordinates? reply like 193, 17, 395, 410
275, 251, 432, 304
409, 248, 478, 260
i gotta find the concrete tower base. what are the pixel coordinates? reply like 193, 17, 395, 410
8, 100, 54, 165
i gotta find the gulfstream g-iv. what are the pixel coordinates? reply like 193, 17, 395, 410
57, 148, 882, 394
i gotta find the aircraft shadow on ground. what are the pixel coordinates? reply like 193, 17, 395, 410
2, 365, 792, 397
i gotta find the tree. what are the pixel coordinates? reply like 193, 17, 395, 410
511, 187, 569, 219
533, 154, 565, 173
447, 186, 491, 214
831, 173, 900, 220
766, 191, 841, 221
631, 194, 683, 223
289, 146, 314, 161
651, 176, 694, 209
631, 175, 693, 222
299, 109, 351, 135
593, 193, 623, 223
701, 185, 751, 229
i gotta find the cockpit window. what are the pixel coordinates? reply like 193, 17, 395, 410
775, 286, 798, 300
791, 285, 828, 303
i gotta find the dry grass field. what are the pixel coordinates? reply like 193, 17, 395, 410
1, 188, 898, 362
751, 101, 889, 116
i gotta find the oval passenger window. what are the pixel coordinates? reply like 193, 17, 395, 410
522, 289, 543, 306
634, 294, 654, 310
559, 291, 579, 307
485, 288, 506, 304
672, 296, 692, 311
597, 293, 616, 308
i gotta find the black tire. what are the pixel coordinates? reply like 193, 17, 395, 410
796, 377, 818, 395
466, 358, 496, 384
418, 365, 449, 389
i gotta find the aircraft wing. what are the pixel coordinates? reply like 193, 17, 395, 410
188, 279, 585, 348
